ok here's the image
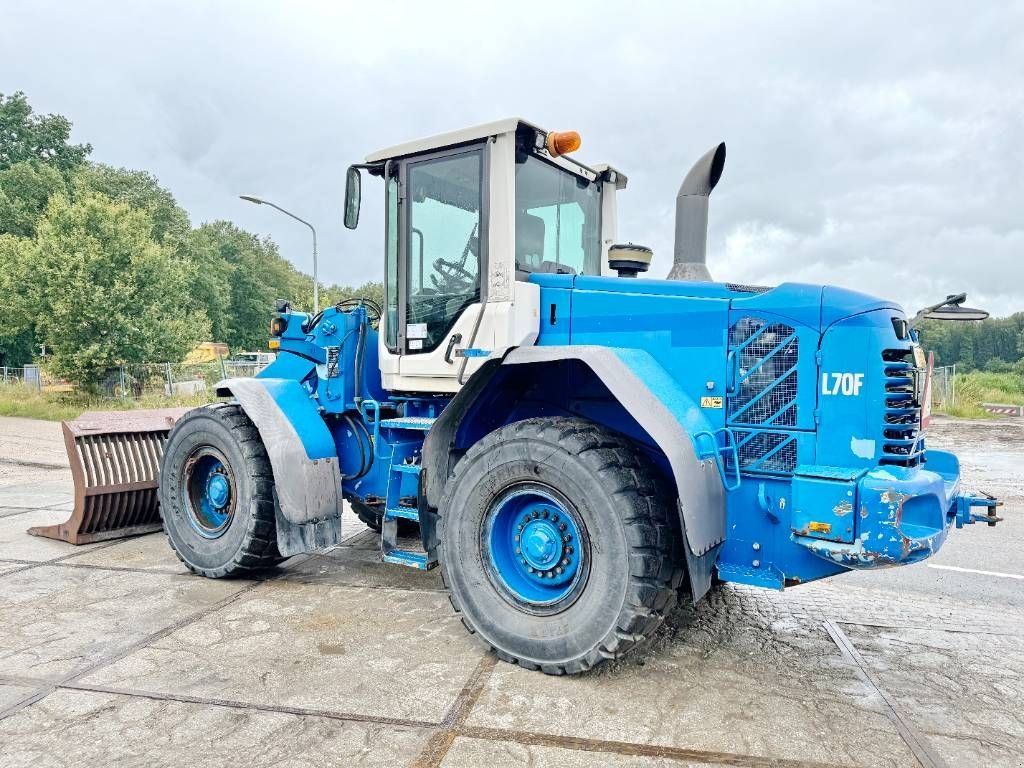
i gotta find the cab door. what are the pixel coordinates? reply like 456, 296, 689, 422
383, 144, 486, 386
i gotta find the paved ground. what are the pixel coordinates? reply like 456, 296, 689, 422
0, 415, 1021, 767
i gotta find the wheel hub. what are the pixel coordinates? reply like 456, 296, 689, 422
485, 488, 585, 608
205, 472, 230, 510
183, 449, 235, 539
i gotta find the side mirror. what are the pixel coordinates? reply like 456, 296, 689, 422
914, 293, 989, 323
344, 166, 361, 230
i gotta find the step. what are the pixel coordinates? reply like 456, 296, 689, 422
382, 550, 432, 570
391, 463, 422, 476
379, 416, 437, 431
384, 506, 419, 522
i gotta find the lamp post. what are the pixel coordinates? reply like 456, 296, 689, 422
239, 195, 319, 313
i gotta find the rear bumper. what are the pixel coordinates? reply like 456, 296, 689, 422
793, 450, 1001, 569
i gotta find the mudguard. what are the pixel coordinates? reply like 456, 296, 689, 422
423, 346, 725, 599
215, 377, 343, 556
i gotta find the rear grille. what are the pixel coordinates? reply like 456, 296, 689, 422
881, 348, 924, 466
728, 429, 798, 474
728, 318, 799, 427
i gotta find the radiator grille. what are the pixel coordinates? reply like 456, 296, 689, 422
728, 430, 798, 474
728, 318, 799, 427
880, 347, 924, 466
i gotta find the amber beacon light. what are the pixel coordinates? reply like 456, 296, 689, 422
545, 130, 581, 157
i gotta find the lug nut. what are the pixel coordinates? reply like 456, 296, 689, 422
541, 509, 549, 518
555, 567, 563, 575
558, 523, 566, 531
563, 535, 571, 543
561, 558, 570, 566
566, 546, 574, 554
527, 566, 535, 574
515, 547, 521, 554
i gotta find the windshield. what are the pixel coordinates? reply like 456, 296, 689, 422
514, 154, 601, 275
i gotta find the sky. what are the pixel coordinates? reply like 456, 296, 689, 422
3, 1, 1022, 316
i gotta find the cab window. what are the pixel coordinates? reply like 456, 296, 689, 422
515, 153, 601, 275
405, 149, 482, 353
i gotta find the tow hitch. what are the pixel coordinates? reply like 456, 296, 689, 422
955, 491, 1003, 528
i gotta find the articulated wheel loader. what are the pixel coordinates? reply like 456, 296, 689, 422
56, 119, 1006, 674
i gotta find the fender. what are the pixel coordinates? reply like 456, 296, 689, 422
422, 346, 725, 600
214, 377, 343, 556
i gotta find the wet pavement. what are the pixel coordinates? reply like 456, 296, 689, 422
0, 416, 1021, 767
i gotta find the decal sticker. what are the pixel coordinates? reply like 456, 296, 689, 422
821, 372, 864, 396
325, 346, 340, 378
808, 521, 832, 533
408, 339, 423, 351
700, 396, 724, 409
406, 323, 428, 339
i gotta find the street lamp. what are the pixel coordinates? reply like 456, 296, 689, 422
239, 195, 319, 313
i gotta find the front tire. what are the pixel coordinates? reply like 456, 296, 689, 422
159, 403, 284, 577
438, 417, 682, 675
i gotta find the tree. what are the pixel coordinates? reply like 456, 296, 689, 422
186, 221, 302, 351
0, 161, 68, 237
73, 163, 189, 247
0, 234, 35, 367
0, 92, 91, 173
20, 194, 208, 385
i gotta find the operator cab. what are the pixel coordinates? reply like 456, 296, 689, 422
345, 118, 627, 393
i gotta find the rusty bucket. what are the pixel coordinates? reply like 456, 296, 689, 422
28, 408, 191, 544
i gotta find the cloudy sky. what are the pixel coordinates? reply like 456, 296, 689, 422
3, 1, 1022, 315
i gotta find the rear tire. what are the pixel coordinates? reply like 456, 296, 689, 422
438, 417, 683, 675
352, 498, 419, 536
159, 403, 284, 577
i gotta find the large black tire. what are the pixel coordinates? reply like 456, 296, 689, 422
351, 498, 419, 536
438, 417, 683, 675
159, 403, 284, 577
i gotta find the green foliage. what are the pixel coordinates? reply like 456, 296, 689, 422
918, 314, 1024, 371
0, 161, 68, 237
19, 193, 209, 385
1, 92, 384, 382
0, 91, 91, 173
72, 163, 190, 247
187, 221, 300, 351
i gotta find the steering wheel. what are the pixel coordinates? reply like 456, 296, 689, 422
428, 226, 479, 293
430, 256, 475, 291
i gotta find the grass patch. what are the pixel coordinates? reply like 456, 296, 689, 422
934, 370, 1024, 418
0, 383, 210, 422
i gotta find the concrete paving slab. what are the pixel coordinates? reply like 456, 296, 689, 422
279, 546, 443, 591
61, 532, 189, 574
0, 688, 432, 768
441, 737, 712, 767
844, 623, 1024, 768
0, 482, 73, 509
0, 561, 25, 576
81, 581, 486, 723
0, 683, 38, 711
0, 565, 246, 680
467, 597, 917, 768
0, 507, 108, 561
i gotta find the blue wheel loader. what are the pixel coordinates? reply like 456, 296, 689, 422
154, 119, 1003, 674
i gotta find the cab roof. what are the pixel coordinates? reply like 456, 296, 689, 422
365, 117, 539, 162
364, 117, 627, 188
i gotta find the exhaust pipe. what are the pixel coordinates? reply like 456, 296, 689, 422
667, 142, 726, 281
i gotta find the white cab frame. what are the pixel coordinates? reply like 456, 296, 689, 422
369, 119, 625, 393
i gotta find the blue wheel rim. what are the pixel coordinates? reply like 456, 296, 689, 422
484, 485, 587, 610
183, 448, 235, 539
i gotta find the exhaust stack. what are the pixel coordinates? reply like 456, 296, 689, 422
667, 142, 726, 281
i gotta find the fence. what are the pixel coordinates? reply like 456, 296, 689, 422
0, 366, 41, 390
931, 364, 956, 410
0, 358, 272, 401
